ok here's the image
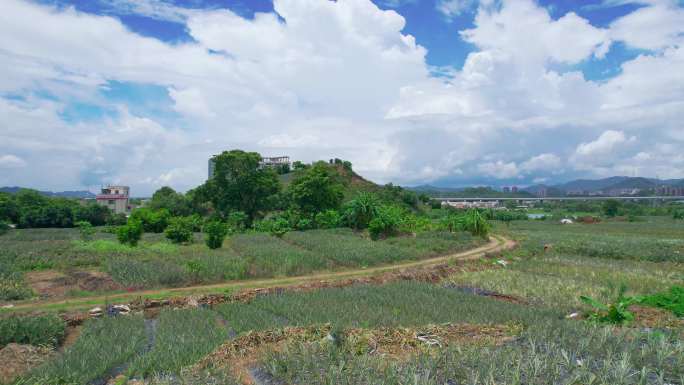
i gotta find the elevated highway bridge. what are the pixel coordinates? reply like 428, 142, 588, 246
431, 196, 684, 202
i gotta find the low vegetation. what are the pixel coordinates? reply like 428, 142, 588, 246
128, 309, 228, 376
0, 314, 65, 347
19, 315, 146, 385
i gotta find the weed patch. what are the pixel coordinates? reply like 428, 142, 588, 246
0, 314, 65, 348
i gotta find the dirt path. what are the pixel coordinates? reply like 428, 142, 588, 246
6, 235, 514, 313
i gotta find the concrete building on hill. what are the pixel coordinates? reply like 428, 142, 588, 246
96, 185, 130, 214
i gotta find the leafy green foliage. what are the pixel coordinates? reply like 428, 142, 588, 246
117, 218, 143, 247
204, 220, 229, 249
198, 150, 281, 223
149, 186, 192, 216
226, 211, 248, 231
164, 216, 194, 244
673, 210, 684, 220
580, 285, 636, 324
75, 220, 94, 241
639, 286, 684, 316
315, 209, 342, 229
368, 205, 404, 240
130, 207, 171, 233
72, 203, 111, 226
106, 212, 128, 226
0, 314, 65, 347
441, 209, 491, 238
0, 192, 18, 222
289, 162, 344, 214
603, 199, 621, 217
0, 220, 9, 236
343, 192, 380, 230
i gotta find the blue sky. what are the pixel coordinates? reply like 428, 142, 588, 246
1, 0, 683, 194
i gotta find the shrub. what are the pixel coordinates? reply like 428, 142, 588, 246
164, 216, 194, 244
315, 210, 342, 229
639, 286, 684, 317
603, 199, 621, 217
75, 220, 95, 241
368, 205, 404, 240
117, 219, 143, 247
343, 192, 380, 230
580, 285, 636, 325
673, 210, 684, 220
296, 218, 314, 231
187, 213, 203, 232
0, 314, 66, 347
130, 207, 170, 233
227, 211, 248, 231
0, 220, 9, 236
204, 220, 229, 249
106, 212, 128, 226
270, 217, 292, 238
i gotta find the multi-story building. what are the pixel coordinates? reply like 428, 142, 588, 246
656, 185, 684, 196
511, 186, 519, 193
96, 185, 130, 215
502, 186, 511, 193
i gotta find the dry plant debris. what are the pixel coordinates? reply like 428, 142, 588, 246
193, 322, 521, 383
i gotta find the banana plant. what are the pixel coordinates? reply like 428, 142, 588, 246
580, 286, 637, 325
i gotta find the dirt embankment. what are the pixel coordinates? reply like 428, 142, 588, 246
194, 322, 521, 384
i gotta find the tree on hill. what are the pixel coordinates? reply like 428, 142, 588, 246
149, 186, 192, 216
288, 162, 344, 214
198, 150, 280, 223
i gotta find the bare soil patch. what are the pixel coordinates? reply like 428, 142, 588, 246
26, 270, 122, 299
0, 343, 53, 384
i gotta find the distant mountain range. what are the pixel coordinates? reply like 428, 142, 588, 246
0, 186, 96, 199
409, 177, 684, 197
533, 176, 684, 196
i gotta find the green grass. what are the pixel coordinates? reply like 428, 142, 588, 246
451, 254, 684, 312
508, 217, 684, 262
18, 315, 146, 385
214, 281, 556, 334
451, 218, 684, 312
127, 309, 228, 376
640, 286, 684, 317
230, 233, 329, 276
0, 314, 65, 347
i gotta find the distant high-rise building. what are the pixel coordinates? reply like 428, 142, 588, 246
511, 186, 519, 193
503, 186, 511, 193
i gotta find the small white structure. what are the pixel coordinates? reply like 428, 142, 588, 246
560, 218, 574, 224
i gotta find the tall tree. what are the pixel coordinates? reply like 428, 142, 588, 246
200, 150, 280, 222
149, 186, 191, 216
288, 162, 344, 214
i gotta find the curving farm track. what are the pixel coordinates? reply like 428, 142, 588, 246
5, 235, 515, 313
